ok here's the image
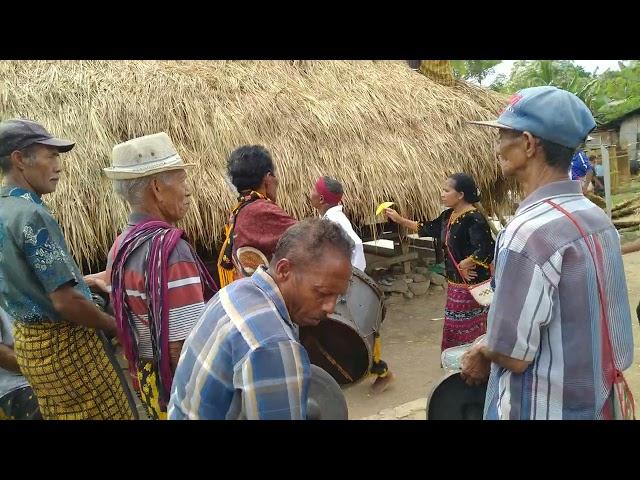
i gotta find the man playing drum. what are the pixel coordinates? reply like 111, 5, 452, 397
310, 176, 395, 394
169, 219, 353, 419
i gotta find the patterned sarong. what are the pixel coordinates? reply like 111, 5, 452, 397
13, 321, 134, 420
136, 361, 167, 420
442, 282, 488, 352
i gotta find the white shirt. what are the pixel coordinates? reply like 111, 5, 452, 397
323, 205, 366, 272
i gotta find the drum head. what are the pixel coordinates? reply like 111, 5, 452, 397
300, 317, 370, 385
235, 247, 268, 276
307, 365, 348, 420
427, 372, 487, 420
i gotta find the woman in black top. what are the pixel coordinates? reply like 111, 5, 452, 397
385, 173, 495, 352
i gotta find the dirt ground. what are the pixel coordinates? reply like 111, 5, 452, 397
344, 249, 640, 420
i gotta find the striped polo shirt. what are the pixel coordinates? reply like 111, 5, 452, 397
105, 213, 206, 359
484, 180, 633, 420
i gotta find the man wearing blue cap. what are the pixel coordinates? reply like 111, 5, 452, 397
461, 86, 634, 420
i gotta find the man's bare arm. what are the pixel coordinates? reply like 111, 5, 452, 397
480, 345, 530, 374
49, 283, 117, 335
169, 341, 184, 373
0, 343, 20, 373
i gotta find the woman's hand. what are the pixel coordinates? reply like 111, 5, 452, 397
458, 257, 475, 270
457, 257, 478, 282
384, 208, 403, 223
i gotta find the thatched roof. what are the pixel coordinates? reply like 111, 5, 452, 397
0, 60, 511, 270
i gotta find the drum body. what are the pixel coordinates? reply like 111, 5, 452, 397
427, 372, 487, 420
307, 365, 349, 420
428, 342, 487, 420
300, 269, 385, 386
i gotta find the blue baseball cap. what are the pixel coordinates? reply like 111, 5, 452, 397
468, 86, 596, 149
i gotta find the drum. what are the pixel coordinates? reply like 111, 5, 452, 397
235, 246, 269, 276
307, 365, 349, 420
427, 372, 487, 420
428, 342, 488, 420
300, 268, 385, 386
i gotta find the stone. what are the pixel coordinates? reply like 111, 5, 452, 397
430, 284, 444, 292
391, 265, 403, 274
430, 272, 447, 286
411, 273, 428, 283
360, 397, 427, 420
403, 291, 414, 299
414, 266, 430, 275
408, 282, 429, 296
394, 398, 427, 419
381, 279, 409, 294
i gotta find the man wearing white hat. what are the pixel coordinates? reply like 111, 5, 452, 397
103, 132, 217, 420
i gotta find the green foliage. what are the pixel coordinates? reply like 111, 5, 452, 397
488, 60, 640, 124
451, 60, 502, 85
591, 60, 640, 123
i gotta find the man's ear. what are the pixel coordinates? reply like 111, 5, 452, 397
273, 258, 293, 281
522, 131, 538, 158
150, 176, 164, 201
10, 150, 28, 172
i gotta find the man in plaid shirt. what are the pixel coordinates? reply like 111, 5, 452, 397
169, 218, 354, 420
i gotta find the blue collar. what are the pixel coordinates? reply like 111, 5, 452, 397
0, 186, 44, 205
251, 266, 294, 329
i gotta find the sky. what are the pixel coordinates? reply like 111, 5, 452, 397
482, 60, 627, 86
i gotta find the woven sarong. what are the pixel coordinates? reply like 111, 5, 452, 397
13, 321, 134, 420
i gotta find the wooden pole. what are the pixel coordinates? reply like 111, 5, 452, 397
601, 144, 612, 219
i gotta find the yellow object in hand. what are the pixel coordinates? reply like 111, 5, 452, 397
375, 201, 395, 216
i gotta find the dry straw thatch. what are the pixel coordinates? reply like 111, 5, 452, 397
0, 60, 511, 270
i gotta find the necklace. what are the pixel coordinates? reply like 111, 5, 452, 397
449, 206, 475, 224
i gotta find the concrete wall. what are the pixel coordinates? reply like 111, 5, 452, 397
620, 114, 640, 162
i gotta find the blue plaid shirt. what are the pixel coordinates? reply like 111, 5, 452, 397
168, 266, 311, 420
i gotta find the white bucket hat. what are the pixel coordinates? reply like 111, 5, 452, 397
103, 132, 195, 180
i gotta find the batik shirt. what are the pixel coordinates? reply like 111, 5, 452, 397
0, 186, 91, 323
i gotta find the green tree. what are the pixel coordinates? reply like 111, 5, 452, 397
590, 61, 640, 123
451, 60, 502, 85
495, 60, 600, 110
